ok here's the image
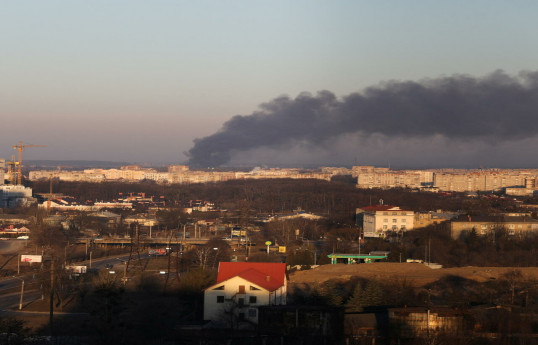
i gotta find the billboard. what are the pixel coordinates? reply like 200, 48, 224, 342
149, 248, 167, 256
66, 265, 87, 274
21, 255, 42, 263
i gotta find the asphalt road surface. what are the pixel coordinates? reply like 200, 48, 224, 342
0, 239, 26, 254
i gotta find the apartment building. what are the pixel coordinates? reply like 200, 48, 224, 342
433, 171, 527, 192
30, 166, 338, 184
0, 185, 36, 208
357, 205, 415, 238
354, 166, 538, 193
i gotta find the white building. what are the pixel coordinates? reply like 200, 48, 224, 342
357, 205, 415, 238
0, 185, 35, 208
203, 262, 287, 326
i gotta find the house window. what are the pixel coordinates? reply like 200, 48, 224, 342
249, 296, 257, 304
238, 298, 245, 307
481, 225, 487, 229
392, 225, 397, 230
392, 219, 397, 223
402, 219, 406, 223
401, 225, 406, 230
213, 285, 224, 290
239, 285, 245, 294
383, 218, 388, 223
248, 308, 257, 318
217, 296, 224, 303
383, 225, 387, 230
250, 286, 260, 291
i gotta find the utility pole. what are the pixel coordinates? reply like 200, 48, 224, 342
49, 258, 54, 337
19, 279, 24, 310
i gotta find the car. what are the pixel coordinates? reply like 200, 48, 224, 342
104, 263, 114, 269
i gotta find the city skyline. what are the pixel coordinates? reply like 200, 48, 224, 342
2, 1, 538, 167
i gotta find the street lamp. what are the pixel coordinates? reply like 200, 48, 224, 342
116, 258, 128, 283
212, 247, 219, 268
13, 277, 24, 310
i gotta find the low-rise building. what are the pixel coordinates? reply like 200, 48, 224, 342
450, 215, 538, 239
389, 307, 464, 338
414, 210, 460, 228
203, 262, 287, 327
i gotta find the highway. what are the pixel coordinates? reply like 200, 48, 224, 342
0, 251, 151, 311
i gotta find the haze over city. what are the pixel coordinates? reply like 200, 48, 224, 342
2, 1, 538, 168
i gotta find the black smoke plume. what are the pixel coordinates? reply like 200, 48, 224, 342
187, 70, 538, 167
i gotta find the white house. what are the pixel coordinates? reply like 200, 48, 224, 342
203, 262, 287, 326
357, 205, 415, 238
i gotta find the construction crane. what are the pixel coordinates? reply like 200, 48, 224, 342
5, 155, 19, 185
12, 141, 46, 185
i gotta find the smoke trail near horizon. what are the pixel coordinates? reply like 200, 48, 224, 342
187, 70, 538, 167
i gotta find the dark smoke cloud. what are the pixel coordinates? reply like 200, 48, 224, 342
187, 70, 538, 167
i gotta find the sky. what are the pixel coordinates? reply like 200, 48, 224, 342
2, 1, 538, 168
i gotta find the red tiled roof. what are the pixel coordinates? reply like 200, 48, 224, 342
216, 262, 286, 291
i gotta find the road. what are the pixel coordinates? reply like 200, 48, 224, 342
0, 239, 26, 254
0, 251, 151, 311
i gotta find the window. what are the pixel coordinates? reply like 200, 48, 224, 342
392, 212, 398, 215
401, 225, 406, 230
248, 308, 257, 318
383, 218, 388, 223
250, 285, 261, 291
239, 285, 245, 294
392, 225, 397, 230
213, 285, 224, 290
481, 225, 487, 229
238, 298, 245, 307
402, 219, 406, 223
249, 296, 257, 304
392, 219, 397, 223
383, 225, 387, 230
217, 296, 224, 303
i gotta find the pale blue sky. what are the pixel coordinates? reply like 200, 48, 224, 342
2, 1, 538, 165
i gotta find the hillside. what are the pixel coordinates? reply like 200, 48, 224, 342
289, 263, 538, 288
